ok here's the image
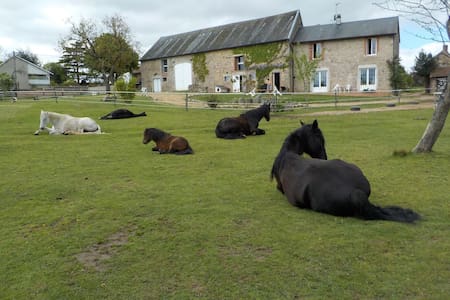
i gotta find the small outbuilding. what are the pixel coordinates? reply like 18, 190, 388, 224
0, 55, 52, 90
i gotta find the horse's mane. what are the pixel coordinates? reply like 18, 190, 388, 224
147, 128, 170, 141
271, 121, 325, 181
240, 103, 270, 119
46, 111, 71, 117
280, 127, 307, 154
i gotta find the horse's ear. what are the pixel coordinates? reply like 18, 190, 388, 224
300, 120, 305, 126
312, 120, 318, 129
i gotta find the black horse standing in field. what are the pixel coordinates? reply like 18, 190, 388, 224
215, 103, 271, 139
271, 120, 421, 223
100, 108, 147, 120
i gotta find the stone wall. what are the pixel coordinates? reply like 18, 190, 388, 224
293, 35, 397, 92
141, 36, 397, 93
140, 42, 292, 93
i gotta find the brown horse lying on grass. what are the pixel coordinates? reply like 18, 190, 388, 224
143, 128, 193, 155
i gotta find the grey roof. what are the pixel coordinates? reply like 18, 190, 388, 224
0, 55, 52, 75
294, 16, 399, 43
141, 10, 301, 61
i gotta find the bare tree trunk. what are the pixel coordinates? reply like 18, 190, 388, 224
412, 73, 450, 153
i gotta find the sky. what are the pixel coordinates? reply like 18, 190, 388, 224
0, 0, 447, 72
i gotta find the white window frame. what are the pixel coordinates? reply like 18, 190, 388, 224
313, 43, 322, 59
359, 65, 377, 91
366, 38, 377, 56
311, 68, 328, 93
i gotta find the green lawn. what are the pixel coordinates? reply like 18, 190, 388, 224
0, 98, 449, 299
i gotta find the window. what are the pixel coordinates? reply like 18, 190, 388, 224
312, 69, 328, 92
359, 66, 377, 91
161, 59, 168, 73
366, 38, 377, 55
234, 56, 245, 71
313, 43, 322, 59
28, 74, 48, 80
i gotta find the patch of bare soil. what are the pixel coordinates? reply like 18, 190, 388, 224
297, 101, 434, 117
75, 227, 135, 271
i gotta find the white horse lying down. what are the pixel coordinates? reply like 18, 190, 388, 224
34, 110, 102, 135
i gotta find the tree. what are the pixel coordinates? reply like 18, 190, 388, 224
44, 62, 68, 85
293, 53, 319, 92
86, 32, 139, 89
60, 15, 139, 90
59, 40, 87, 84
387, 57, 415, 91
376, 0, 450, 153
8, 49, 41, 66
0, 73, 14, 91
413, 50, 437, 92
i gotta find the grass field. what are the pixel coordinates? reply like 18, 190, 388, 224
1, 97, 449, 299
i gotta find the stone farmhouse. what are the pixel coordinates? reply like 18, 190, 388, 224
430, 44, 450, 92
0, 55, 52, 90
140, 10, 399, 94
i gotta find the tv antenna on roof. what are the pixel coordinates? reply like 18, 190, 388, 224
334, 2, 342, 24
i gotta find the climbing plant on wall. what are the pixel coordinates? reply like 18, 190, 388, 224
232, 43, 287, 86
192, 53, 209, 82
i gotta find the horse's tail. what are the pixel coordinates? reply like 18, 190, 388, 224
352, 190, 421, 223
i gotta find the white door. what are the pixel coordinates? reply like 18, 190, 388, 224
232, 75, 241, 92
153, 78, 161, 92
175, 63, 192, 91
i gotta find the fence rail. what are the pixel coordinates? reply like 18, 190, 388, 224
0, 88, 436, 112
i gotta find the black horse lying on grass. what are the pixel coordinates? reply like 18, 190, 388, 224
100, 108, 146, 120
271, 120, 421, 223
215, 103, 271, 139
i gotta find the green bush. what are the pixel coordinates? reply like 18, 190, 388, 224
0, 73, 14, 91
115, 77, 137, 100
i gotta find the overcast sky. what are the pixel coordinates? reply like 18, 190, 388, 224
0, 0, 446, 72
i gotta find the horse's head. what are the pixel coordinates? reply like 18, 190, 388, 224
286, 120, 327, 159
299, 120, 327, 159
142, 128, 154, 144
262, 103, 271, 122
39, 110, 49, 130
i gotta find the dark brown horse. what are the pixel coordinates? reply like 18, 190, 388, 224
271, 120, 420, 223
143, 128, 193, 155
215, 103, 271, 139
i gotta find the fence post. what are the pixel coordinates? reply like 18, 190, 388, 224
334, 90, 338, 108
185, 93, 189, 111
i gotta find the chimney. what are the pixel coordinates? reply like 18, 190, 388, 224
444, 44, 448, 53
334, 14, 342, 25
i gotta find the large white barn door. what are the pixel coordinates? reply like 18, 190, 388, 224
175, 63, 192, 91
